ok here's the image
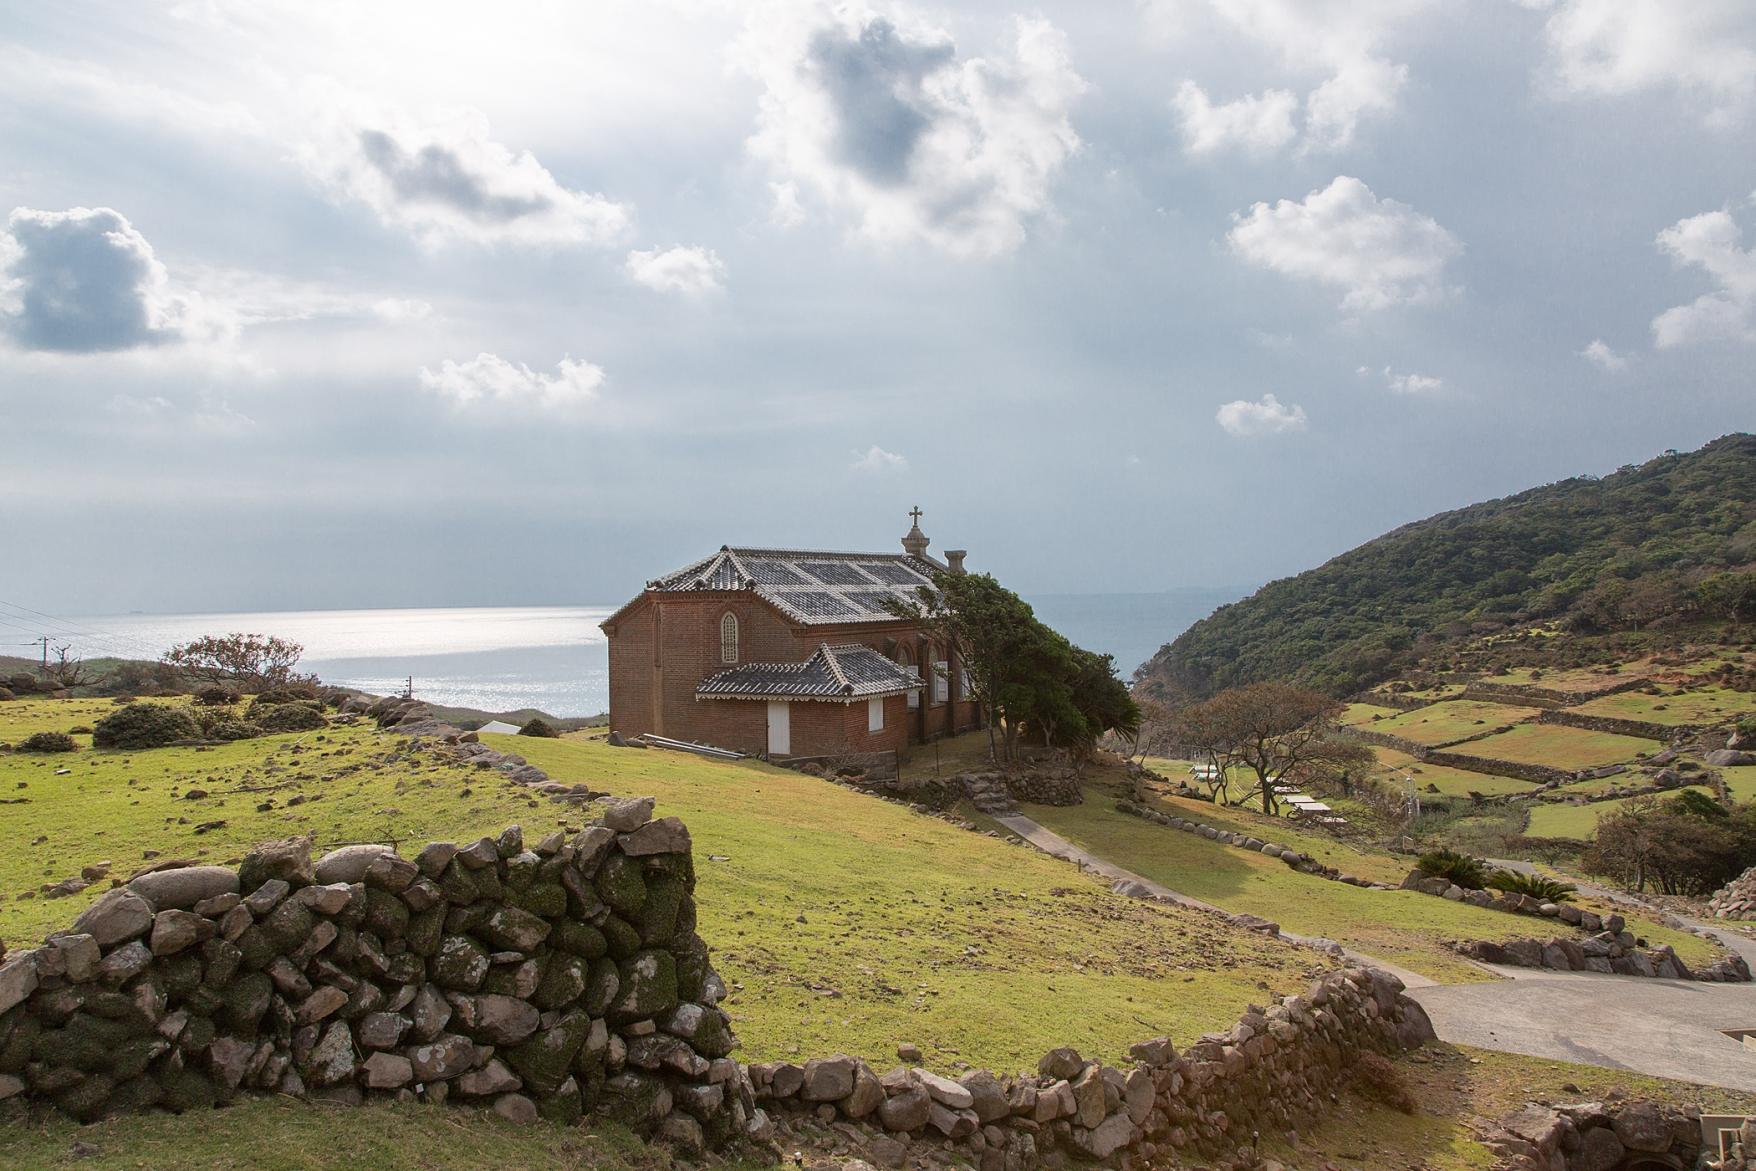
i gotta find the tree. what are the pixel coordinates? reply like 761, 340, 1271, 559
1583, 794, 1751, 894
41, 644, 90, 689
162, 633, 306, 688
888, 571, 1139, 764
1172, 683, 1346, 814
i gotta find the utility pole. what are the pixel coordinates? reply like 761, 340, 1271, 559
402, 676, 414, 700
33, 636, 48, 668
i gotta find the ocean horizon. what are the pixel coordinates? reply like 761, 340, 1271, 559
46, 589, 1242, 717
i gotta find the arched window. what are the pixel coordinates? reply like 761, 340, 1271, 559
720, 612, 739, 663
894, 645, 919, 710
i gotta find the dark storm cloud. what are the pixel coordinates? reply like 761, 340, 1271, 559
807, 18, 955, 186
3, 207, 186, 352
357, 130, 555, 224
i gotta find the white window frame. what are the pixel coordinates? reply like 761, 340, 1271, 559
867, 696, 884, 733
933, 660, 949, 705
907, 665, 921, 709
720, 612, 738, 663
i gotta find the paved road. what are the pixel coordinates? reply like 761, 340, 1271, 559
1001, 814, 1756, 1092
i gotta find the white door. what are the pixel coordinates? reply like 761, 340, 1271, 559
766, 701, 790, 755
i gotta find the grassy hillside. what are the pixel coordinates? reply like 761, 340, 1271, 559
0, 696, 1308, 1075
1138, 433, 1756, 699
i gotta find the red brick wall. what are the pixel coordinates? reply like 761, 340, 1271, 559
604, 593, 978, 751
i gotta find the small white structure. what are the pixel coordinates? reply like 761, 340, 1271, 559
477, 719, 521, 735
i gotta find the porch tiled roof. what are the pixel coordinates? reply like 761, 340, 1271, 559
696, 643, 921, 702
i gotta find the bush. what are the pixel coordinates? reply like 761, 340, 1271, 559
195, 685, 238, 706
1417, 847, 1491, 890
247, 696, 322, 721
17, 731, 76, 753
254, 703, 327, 734
251, 682, 321, 706
1486, 869, 1577, 903
518, 717, 561, 738
92, 703, 202, 749
1352, 1052, 1417, 1114
205, 718, 262, 742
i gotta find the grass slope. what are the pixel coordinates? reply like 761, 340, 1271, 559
1458, 724, 1653, 771
0, 698, 1309, 1075
1368, 700, 1543, 747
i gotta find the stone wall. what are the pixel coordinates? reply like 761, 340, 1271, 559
1421, 749, 1573, 786
1452, 933, 1750, 982
750, 966, 1434, 1171
1483, 1098, 1705, 1170
1462, 676, 1650, 707
0, 799, 757, 1153
1536, 707, 1680, 742
1342, 727, 1435, 758
1115, 800, 1386, 889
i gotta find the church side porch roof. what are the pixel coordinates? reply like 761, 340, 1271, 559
696, 643, 922, 703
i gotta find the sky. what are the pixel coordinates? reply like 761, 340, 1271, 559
0, 0, 1752, 617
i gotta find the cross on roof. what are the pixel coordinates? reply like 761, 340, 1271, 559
909, 506, 923, 525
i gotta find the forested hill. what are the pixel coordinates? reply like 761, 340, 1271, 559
1135, 434, 1756, 701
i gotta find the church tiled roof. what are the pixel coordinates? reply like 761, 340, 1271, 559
645, 546, 941, 626
696, 643, 922, 701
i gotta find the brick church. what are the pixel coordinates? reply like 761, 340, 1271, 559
600, 511, 984, 758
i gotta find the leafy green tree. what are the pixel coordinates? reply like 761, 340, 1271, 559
163, 633, 307, 688
1171, 682, 1348, 814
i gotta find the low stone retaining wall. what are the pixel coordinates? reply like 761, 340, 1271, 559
1421, 750, 1572, 785
1115, 801, 1386, 889
1536, 707, 1683, 742
776, 752, 900, 784
1708, 865, 1756, 920
1452, 933, 1750, 982
0, 801, 757, 1151
1463, 676, 1649, 707
1355, 690, 1430, 712
1343, 727, 1434, 758
752, 966, 1434, 1170
1483, 1098, 1706, 1170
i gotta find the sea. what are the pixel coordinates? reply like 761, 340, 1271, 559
56, 588, 1241, 718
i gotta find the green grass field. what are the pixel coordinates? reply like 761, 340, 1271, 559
1369, 700, 1542, 747
1524, 790, 1706, 840
1460, 724, 1652, 771
1491, 666, 1645, 692
1370, 748, 1535, 798
0, 699, 1311, 1074
1722, 765, 1756, 802
1341, 702, 1402, 726
1570, 685, 1756, 727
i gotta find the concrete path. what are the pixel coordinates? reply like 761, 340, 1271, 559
1001, 814, 1756, 1092
1409, 968, 1756, 1091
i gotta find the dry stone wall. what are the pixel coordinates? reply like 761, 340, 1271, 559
0, 798, 756, 1153
751, 966, 1434, 1171
1535, 707, 1680, 742
1483, 1098, 1705, 1170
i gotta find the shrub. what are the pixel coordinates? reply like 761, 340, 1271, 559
518, 717, 561, 738
68, 725, 92, 735
254, 703, 327, 734
247, 696, 322, 722
195, 685, 238, 706
17, 731, 76, 753
1486, 869, 1577, 903
1417, 847, 1491, 890
1352, 1052, 1417, 1114
205, 718, 262, 742
92, 703, 201, 749
251, 681, 320, 705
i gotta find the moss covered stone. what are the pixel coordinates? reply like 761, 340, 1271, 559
549, 920, 607, 960
533, 953, 589, 1011
673, 932, 711, 1004
611, 950, 677, 1023
637, 874, 685, 947
594, 854, 646, 916
601, 914, 641, 959
158, 1066, 219, 1113
223, 972, 273, 1037
405, 905, 444, 957
516, 882, 567, 919
503, 1009, 591, 1095
584, 957, 620, 1017
437, 861, 480, 905
363, 888, 409, 940
431, 935, 489, 991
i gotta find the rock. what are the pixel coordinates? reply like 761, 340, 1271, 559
478, 906, 551, 952
1610, 1101, 1672, 1153
1073, 1113, 1137, 1160
801, 1055, 857, 1101
1572, 1126, 1626, 1171
450, 994, 541, 1045
960, 1071, 1008, 1123
879, 1088, 932, 1131
612, 950, 678, 1022
362, 1052, 414, 1090
295, 884, 354, 915
915, 1068, 975, 1109
620, 817, 691, 857
406, 1033, 478, 1082
296, 985, 351, 1025
1038, 1046, 1084, 1081
239, 837, 314, 889
54, 934, 101, 983
0, 952, 40, 1014
357, 1012, 409, 1050
98, 940, 153, 984
302, 1021, 357, 1087
603, 796, 657, 831
456, 1059, 522, 1096
841, 1063, 885, 1118
1706, 749, 1756, 767
314, 844, 393, 885
128, 866, 240, 911
1070, 1066, 1107, 1128
149, 909, 210, 956
1127, 1037, 1175, 1067
73, 889, 155, 947
493, 1093, 540, 1123
897, 1042, 923, 1063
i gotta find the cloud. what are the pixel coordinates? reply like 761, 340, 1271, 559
1579, 338, 1628, 371
1535, 1, 1755, 122
1167, 1, 1422, 156
1650, 206, 1756, 348
1368, 364, 1443, 393
624, 246, 727, 295
850, 443, 908, 472
741, 6, 1086, 258
418, 353, 605, 414
1, 206, 227, 352
1228, 176, 1462, 311
1216, 393, 1307, 436
303, 97, 632, 247
1172, 82, 1298, 155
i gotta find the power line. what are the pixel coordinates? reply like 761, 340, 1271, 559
0, 600, 169, 662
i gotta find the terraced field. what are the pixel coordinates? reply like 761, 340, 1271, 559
1570, 685, 1756, 726
1368, 700, 1542, 746
1459, 723, 1653, 771
1370, 747, 1536, 798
